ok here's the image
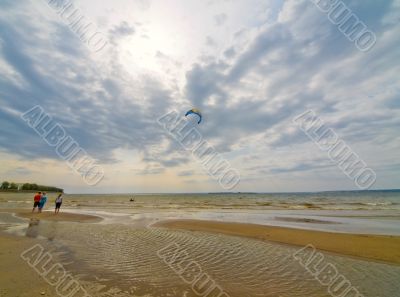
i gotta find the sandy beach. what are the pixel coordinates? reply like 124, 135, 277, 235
0, 210, 102, 296
1, 213, 400, 296
1, 194, 400, 297
0, 232, 57, 297
155, 219, 400, 265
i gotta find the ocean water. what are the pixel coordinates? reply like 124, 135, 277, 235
2, 190, 400, 234
2, 190, 400, 210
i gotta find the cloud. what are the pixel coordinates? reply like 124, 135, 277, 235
0, 2, 175, 166
181, 0, 400, 188
214, 13, 227, 26
177, 170, 195, 177
7, 166, 33, 176
135, 166, 165, 175
223, 47, 236, 59
206, 36, 216, 47
0, 0, 399, 191
109, 21, 136, 40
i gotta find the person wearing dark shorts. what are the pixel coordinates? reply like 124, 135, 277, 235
32, 192, 42, 212
55, 193, 63, 214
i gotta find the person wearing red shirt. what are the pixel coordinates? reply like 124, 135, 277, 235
32, 191, 42, 212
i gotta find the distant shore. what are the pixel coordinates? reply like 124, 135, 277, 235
155, 219, 400, 265
0, 190, 63, 193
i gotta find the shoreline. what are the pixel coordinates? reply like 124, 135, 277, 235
155, 219, 400, 265
1, 209, 400, 295
2, 207, 400, 264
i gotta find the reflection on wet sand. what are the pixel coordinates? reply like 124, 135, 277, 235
1, 190, 400, 297
17, 219, 400, 297
26, 218, 40, 238
274, 216, 341, 224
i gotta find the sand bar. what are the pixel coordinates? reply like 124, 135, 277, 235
156, 219, 400, 265
0, 208, 102, 223
17, 210, 102, 223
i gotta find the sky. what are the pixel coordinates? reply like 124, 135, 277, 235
0, 0, 399, 193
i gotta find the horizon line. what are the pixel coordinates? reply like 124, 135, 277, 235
61, 188, 400, 195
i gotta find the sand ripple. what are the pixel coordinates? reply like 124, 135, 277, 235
26, 222, 400, 297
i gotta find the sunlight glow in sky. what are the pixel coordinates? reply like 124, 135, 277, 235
0, 0, 399, 193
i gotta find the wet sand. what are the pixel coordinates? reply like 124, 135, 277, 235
155, 219, 400, 265
13, 209, 102, 223
1, 209, 400, 296
0, 232, 56, 296
0, 209, 100, 296
274, 216, 341, 224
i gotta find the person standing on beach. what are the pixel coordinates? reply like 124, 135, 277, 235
32, 192, 42, 212
38, 192, 47, 213
55, 193, 63, 214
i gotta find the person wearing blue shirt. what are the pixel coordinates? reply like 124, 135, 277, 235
38, 192, 47, 213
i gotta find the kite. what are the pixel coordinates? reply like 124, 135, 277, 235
185, 108, 202, 124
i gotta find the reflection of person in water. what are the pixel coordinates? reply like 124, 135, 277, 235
26, 218, 40, 238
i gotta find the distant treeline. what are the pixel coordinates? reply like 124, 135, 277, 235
0, 181, 63, 193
